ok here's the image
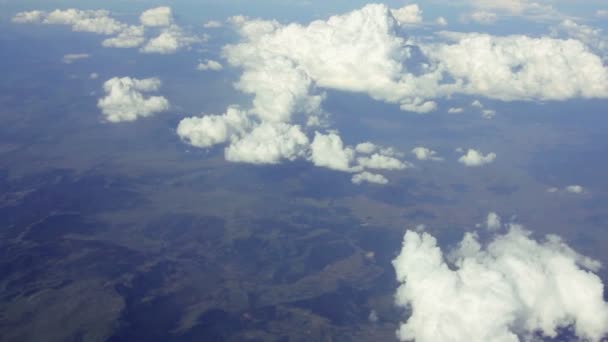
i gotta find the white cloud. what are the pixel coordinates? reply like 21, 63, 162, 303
435, 16, 448, 26
225, 123, 309, 164
355, 142, 378, 154
566, 185, 585, 194
177, 107, 252, 148
197, 59, 223, 71
469, 11, 498, 24
597, 10, 608, 18
12, 10, 44, 23
141, 25, 200, 54
140, 7, 173, 27
412, 147, 442, 161
352, 172, 388, 185
458, 149, 496, 167
486, 212, 501, 230
62, 53, 90, 64
552, 19, 607, 58
102, 25, 145, 48
42, 9, 125, 35
482, 109, 496, 119
97, 77, 169, 123
309, 132, 357, 172
471, 100, 483, 108
393, 225, 608, 342
203, 20, 223, 28
90, 73, 99, 80
357, 153, 408, 170
391, 4, 423, 25
448, 107, 464, 113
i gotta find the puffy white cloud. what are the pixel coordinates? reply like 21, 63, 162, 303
225, 123, 309, 164
482, 109, 496, 119
102, 25, 145, 48
425, 33, 608, 101
97, 77, 169, 123
469, 11, 498, 24
140, 7, 173, 27
486, 212, 501, 230
391, 4, 423, 25
177, 107, 252, 148
89, 73, 99, 80
566, 185, 585, 194
197, 59, 223, 71
412, 147, 442, 161
309, 132, 357, 172
12, 10, 44, 23
141, 25, 200, 54
448, 107, 464, 113
458, 149, 496, 167
435, 16, 448, 26
357, 153, 408, 170
203, 20, 223, 28
352, 172, 388, 185
42, 9, 125, 35
355, 142, 378, 154
552, 19, 607, 58
62, 53, 90, 64
393, 225, 608, 342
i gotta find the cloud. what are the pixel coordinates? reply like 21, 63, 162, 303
469, 11, 498, 24
97, 77, 169, 123
412, 147, 442, 161
552, 19, 607, 58
177, 107, 252, 148
36, 9, 125, 35
62, 53, 90, 64
597, 10, 608, 18
102, 25, 145, 48
391, 4, 423, 25
140, 7, 173, 27
393, 224, 608, 342
203, 20, 223, 28
309, 132, 357, 172
141, 25, 201, 54
486, 212, 501, 230
352, 172, 388, 185
448, 107, 464, 113
458, 149, 496, 167
566, 185, 585, 194
355, 142, 378, 154
465, 0, 562, 21
357, 153, 408, 170
90, 73, 99, 80
197, 59, 223, 71
225, 123, 309, 164
12, 10, 44, 23
435, 16, 448, 26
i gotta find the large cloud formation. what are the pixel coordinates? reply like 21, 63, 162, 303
12, 7, 199, 54
97, 77, 169, 123
393, 225, 608, 342
176, 3, 608, 183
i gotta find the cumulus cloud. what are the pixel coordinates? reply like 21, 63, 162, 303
566, 185, 585, 194
357, 153, 408, 170
90, 73, 99, 80
225, 123, 309, 164
552, 19, 607, 58
102, 25, 145, 48
458, 149, 496, 167
97, 77, 169, 123
203, 20, 223, 28
412, 147, 442, 161
391, 4, 423, 25
469, 11, 498, 24
141, 25, 200, 54
355, 142, 378, 154
177, 107, 252, 148
435, 16, 448, 26
140, 7, 173, 27
393, 224, 608, 342
197, 59, 223, 71
14, 9, 126, 35
309, 132, 357, 172
486, 212, 501, 230
62, 53, 90, 64
448, 107, 464, 113
352, 172, 388, 185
